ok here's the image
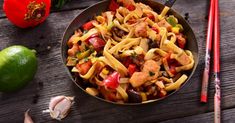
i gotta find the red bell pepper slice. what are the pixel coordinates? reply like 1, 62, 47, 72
109, 0, 120, 12
82, 21, 95, 31
128, 64, 136, 76
76, 60, 92, 75
126, 4, 135, 11
103, 72, 120, 89
88, 37, 106, 52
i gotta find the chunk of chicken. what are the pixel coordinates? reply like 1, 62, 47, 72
135, 22, 148, 38
142, 60, 160, 80
129, 60, 160, 87
129, 72, 148, 87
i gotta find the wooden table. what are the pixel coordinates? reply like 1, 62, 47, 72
0, 0, 235, 122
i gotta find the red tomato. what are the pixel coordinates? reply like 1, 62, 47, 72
76, 60, 92, 75
128, 64, 136, 76
176, 34, 186, 49
3, 0, 51, 28
88, 37, 106, 52
146, 13, 155, 21
103, 72, 120, 89
109, 0, 120, 12
126, 4, 135, 11
82, 20, 95, 31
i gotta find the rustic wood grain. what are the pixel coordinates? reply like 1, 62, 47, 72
0, 0, 235, 123
0, 0, 3, 18
160, 108, 235, 123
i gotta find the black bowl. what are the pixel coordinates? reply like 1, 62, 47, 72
61, 0, 199, 105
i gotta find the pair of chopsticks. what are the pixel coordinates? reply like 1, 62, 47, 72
200, 0, 221, 123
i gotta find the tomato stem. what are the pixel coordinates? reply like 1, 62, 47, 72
24, 1, 46, 21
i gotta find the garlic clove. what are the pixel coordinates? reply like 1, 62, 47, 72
24, 109, 34, 123
49, 96, 65, 110
49, 96, 74, 120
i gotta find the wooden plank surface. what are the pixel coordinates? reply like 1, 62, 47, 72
0, 0, 235, 122
160, 108, 235, 123
0, 0, 3, 18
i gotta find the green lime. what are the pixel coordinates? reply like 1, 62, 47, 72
0, 45, 38, 92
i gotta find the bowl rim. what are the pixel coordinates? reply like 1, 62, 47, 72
60, 0, 199, 105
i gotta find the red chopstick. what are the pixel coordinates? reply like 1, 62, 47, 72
200, 0, 215, 103
199, 0, 221, 121
214, 0, 221, 122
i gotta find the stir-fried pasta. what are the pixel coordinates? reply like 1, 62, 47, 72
66, 0, 194, 103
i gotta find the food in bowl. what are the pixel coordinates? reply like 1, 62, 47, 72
65, 0, 194, 103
